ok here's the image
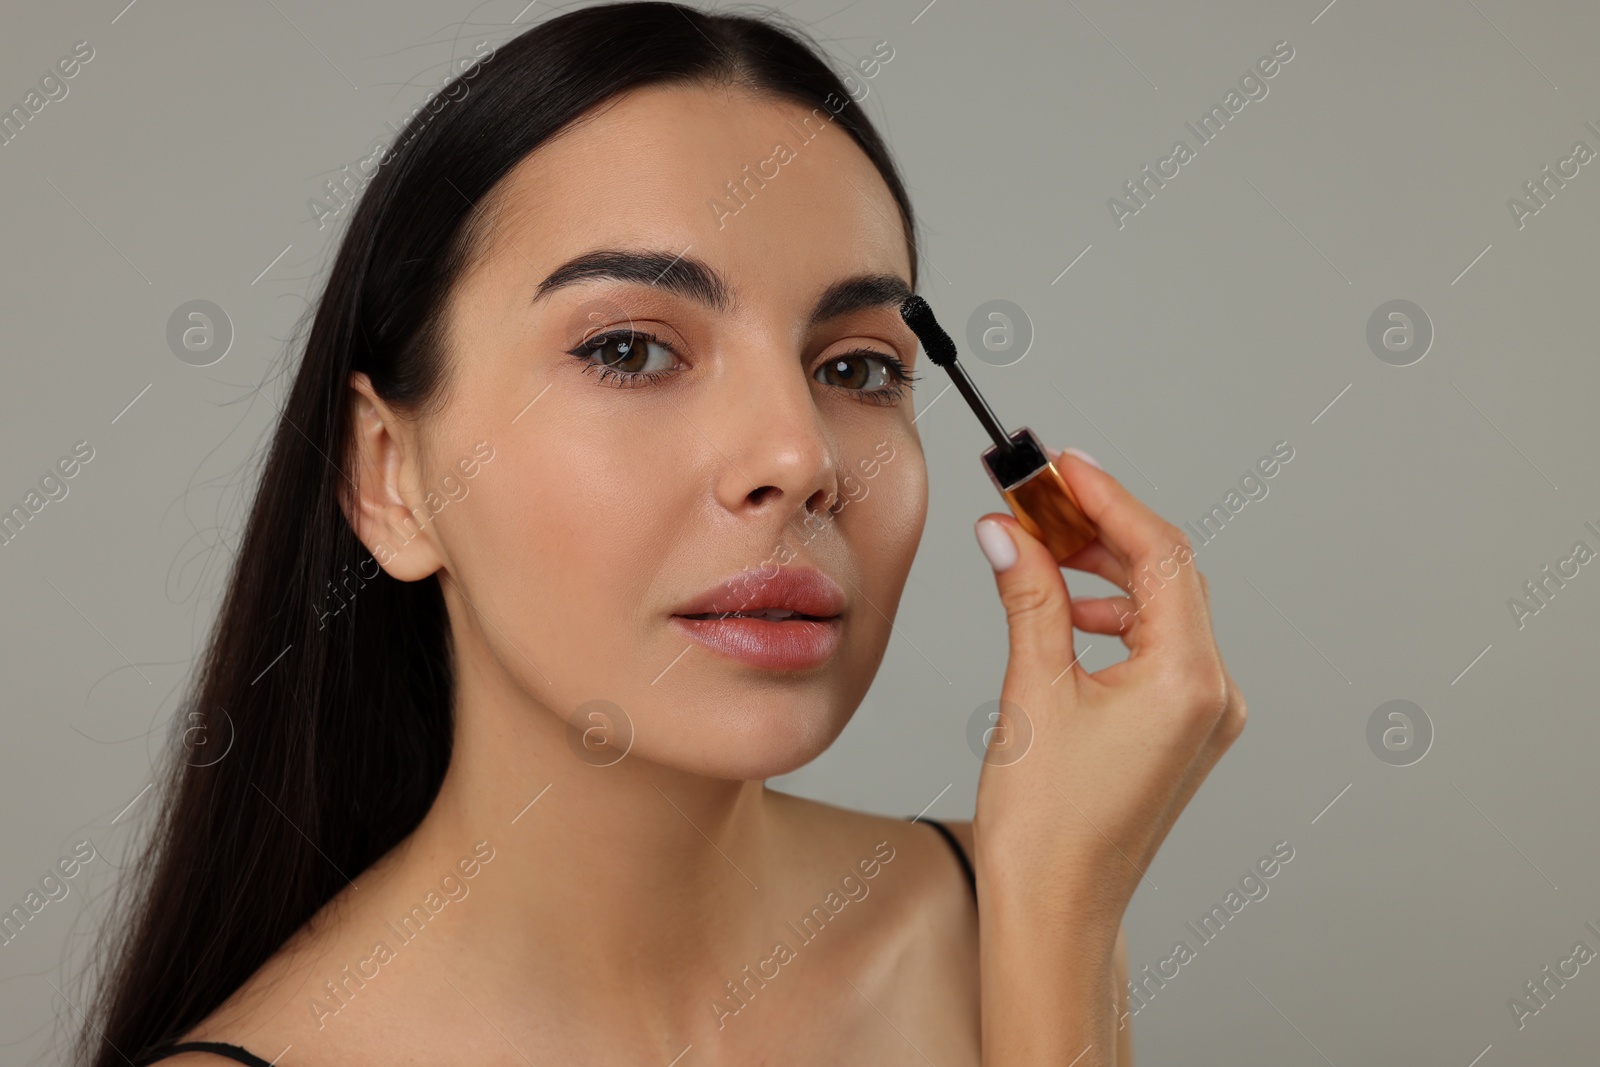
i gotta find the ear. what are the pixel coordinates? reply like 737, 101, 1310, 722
343, 372, 445, 582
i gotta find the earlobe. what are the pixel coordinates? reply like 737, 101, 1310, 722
343, 373, 444, 582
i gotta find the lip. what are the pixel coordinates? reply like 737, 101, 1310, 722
671, 566, 846, 671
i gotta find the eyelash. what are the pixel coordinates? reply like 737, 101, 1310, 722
566, 329, 922, 405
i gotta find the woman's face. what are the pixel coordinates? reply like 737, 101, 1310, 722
370, 82, 928, 780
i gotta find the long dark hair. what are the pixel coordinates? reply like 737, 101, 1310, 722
76, 3, 917, 1063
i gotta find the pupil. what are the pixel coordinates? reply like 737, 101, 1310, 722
592, 332, 644, 371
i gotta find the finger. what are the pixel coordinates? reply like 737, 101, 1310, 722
1059, 540, 1131, 591
1067, 596, 1137, 638
1049, 451, 1187, 575
1045, 447, 1130, 586
1049, 450, 1212, 667
1043, 441, 1158, 579
975, 513, 1079, 696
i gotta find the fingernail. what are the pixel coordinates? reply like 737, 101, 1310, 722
1062, 447, 1102, 470
975, 519, 1018, 572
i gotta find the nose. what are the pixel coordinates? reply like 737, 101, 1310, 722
710, 352, 841, 530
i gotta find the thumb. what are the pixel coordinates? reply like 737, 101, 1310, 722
974, 514, 1077, 682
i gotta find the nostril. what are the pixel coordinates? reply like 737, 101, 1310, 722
747, 484, 781, 507
807, 487, 837, 514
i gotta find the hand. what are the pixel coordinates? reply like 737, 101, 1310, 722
970, 446, 1246, 930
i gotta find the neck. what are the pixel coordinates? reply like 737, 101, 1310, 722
374, 632, 788, 1033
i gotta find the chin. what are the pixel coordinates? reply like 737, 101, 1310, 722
643, 688, 856, 781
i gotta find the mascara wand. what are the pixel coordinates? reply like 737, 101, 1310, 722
897, 294, 1099, 563
898, 296, 1016, 457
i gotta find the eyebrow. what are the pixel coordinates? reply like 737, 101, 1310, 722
531, 248, 914, 330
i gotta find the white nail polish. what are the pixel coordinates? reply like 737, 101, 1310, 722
975, 519, 1018, 572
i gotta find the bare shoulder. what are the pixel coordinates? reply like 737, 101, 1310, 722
762, 785, 917, 833
938, 818, 975, 863
154, 894, 375, 1067
763, 788, 970, 868
762, 790, 980, 1056
761, 788, 979, 930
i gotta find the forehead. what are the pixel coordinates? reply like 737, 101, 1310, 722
470, 82, 912, 311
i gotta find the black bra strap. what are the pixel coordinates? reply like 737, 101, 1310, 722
910, 815, 976, 900
134, 1040, 278, 1066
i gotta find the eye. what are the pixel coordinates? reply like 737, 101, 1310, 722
566, 328, 681, 387
814, 349, 918, 405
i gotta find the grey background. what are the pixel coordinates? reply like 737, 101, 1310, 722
2, 0, 1597, 1063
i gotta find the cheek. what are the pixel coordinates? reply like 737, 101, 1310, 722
487, 431, 660, 555
446, 428, 685, 662
851, 440, 927, 568
835, 438, 926, 632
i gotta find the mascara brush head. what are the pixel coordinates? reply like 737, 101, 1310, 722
898, 294, 1014, 453
898, 295, 958, 368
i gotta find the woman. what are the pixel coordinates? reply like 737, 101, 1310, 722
81, 4, 1244, 1064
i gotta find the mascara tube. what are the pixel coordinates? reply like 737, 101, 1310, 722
980, 426, 1098, 565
